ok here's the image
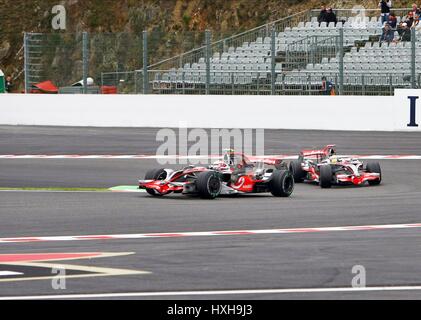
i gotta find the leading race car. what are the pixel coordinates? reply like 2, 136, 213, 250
289, 145, 382, 188
139, 150, 294, 199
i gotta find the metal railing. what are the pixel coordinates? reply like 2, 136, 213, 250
23, 32, 143, 93
309, 8, 414, 21
285, 35, 339, 71
24, 33, 84, 92
146, 10, 310, 72
23, 8, 421, 95
101, 71, 142, 94
143, 70, 417, 96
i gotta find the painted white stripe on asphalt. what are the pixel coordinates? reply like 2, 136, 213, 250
0, 222, 420, 244
0, 271, 23, 276
0, 190, 111, 193
1, 154, 421, 160
2, 285, 421, 300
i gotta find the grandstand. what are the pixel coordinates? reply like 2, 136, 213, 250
140, 8, 420, 95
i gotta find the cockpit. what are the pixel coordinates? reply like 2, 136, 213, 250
222, 150, 253, 170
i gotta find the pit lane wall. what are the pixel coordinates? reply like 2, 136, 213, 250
0, 89, 419, 131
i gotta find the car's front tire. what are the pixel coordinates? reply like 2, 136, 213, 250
270, 169, 294, 197
144, 168, 167, 196
196, 171, 222, 199
289, 160, 306, 183
319, 165, 332, 188
366, 162, 382, 186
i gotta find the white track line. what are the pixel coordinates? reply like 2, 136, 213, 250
0, 222, 420, 244
0, 271, 23, 277
1, 285, 421, 300
0, 154, 421, 160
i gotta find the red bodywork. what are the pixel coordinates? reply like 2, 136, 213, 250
333, 170, 381, 185
297, 145, 381, 186
300, 145, 335, 161
139, 152, 283, 195
140, 166, 208, 195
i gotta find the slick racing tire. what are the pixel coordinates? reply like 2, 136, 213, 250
269, 169, 294, 197
366, 162, 382, 186
144, 168, 167, 196
196, 171, 222, 199
319, 165, 333, 189
145, 168, 167, 180
289, 160, 306, 183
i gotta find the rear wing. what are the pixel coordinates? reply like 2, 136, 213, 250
300, 145, 336, 159
247, 156, 285, 169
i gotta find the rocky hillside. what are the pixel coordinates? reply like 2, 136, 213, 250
0, 0, 411, 90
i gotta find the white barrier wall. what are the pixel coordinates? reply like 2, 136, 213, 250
394, 89, 421, 131
0, 91, 420, 131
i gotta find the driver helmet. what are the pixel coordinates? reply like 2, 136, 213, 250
223, 149, 236, 167
328, 147, 336, 157
329, 155, 338, 164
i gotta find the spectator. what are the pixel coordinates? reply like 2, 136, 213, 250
380, 23, 395, 43
318, 6, 328, 23
325, 7, 337, 24
321, 76, 335, 95
5, 76, 13, 93
388, 12, 397, 29
397, 20, 405, 36
379, 0, 392, 25
413, 15, 420, 28
406, 11, 415, 28
411, 3, 421, 16
398, 11, 415, 36
400, 23, 411, 41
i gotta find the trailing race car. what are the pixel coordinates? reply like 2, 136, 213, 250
289, 145, 382, 188
139, 150, 294, 199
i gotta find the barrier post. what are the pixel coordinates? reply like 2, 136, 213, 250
338, 28, 344, 95
411, 28, 416, 89
361, 74, 365, 95
205, 30, 211, 95
82, 32, 89, 94
143, 30, 149, 94
389, 74, 393, 95
133, 71, 138, 94
271, 25, 276, 95
0, 69, 5, 93
24, 32, 29, 93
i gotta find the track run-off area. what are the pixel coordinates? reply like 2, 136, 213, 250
0, 126, 421, 299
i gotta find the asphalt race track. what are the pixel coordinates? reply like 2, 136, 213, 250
0, 125, 421, 300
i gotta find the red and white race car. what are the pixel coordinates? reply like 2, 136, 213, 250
289, 145, 382, 188
139, 150, 294, 199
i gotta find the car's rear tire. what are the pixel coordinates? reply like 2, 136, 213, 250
144, 168, 167, 196
366, 162, 382, 186
196, 171, 222, 199
145, 168, 167, 180
319, 165, 332, 188
270, 170, 294, 197
289, 160, 306, 183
